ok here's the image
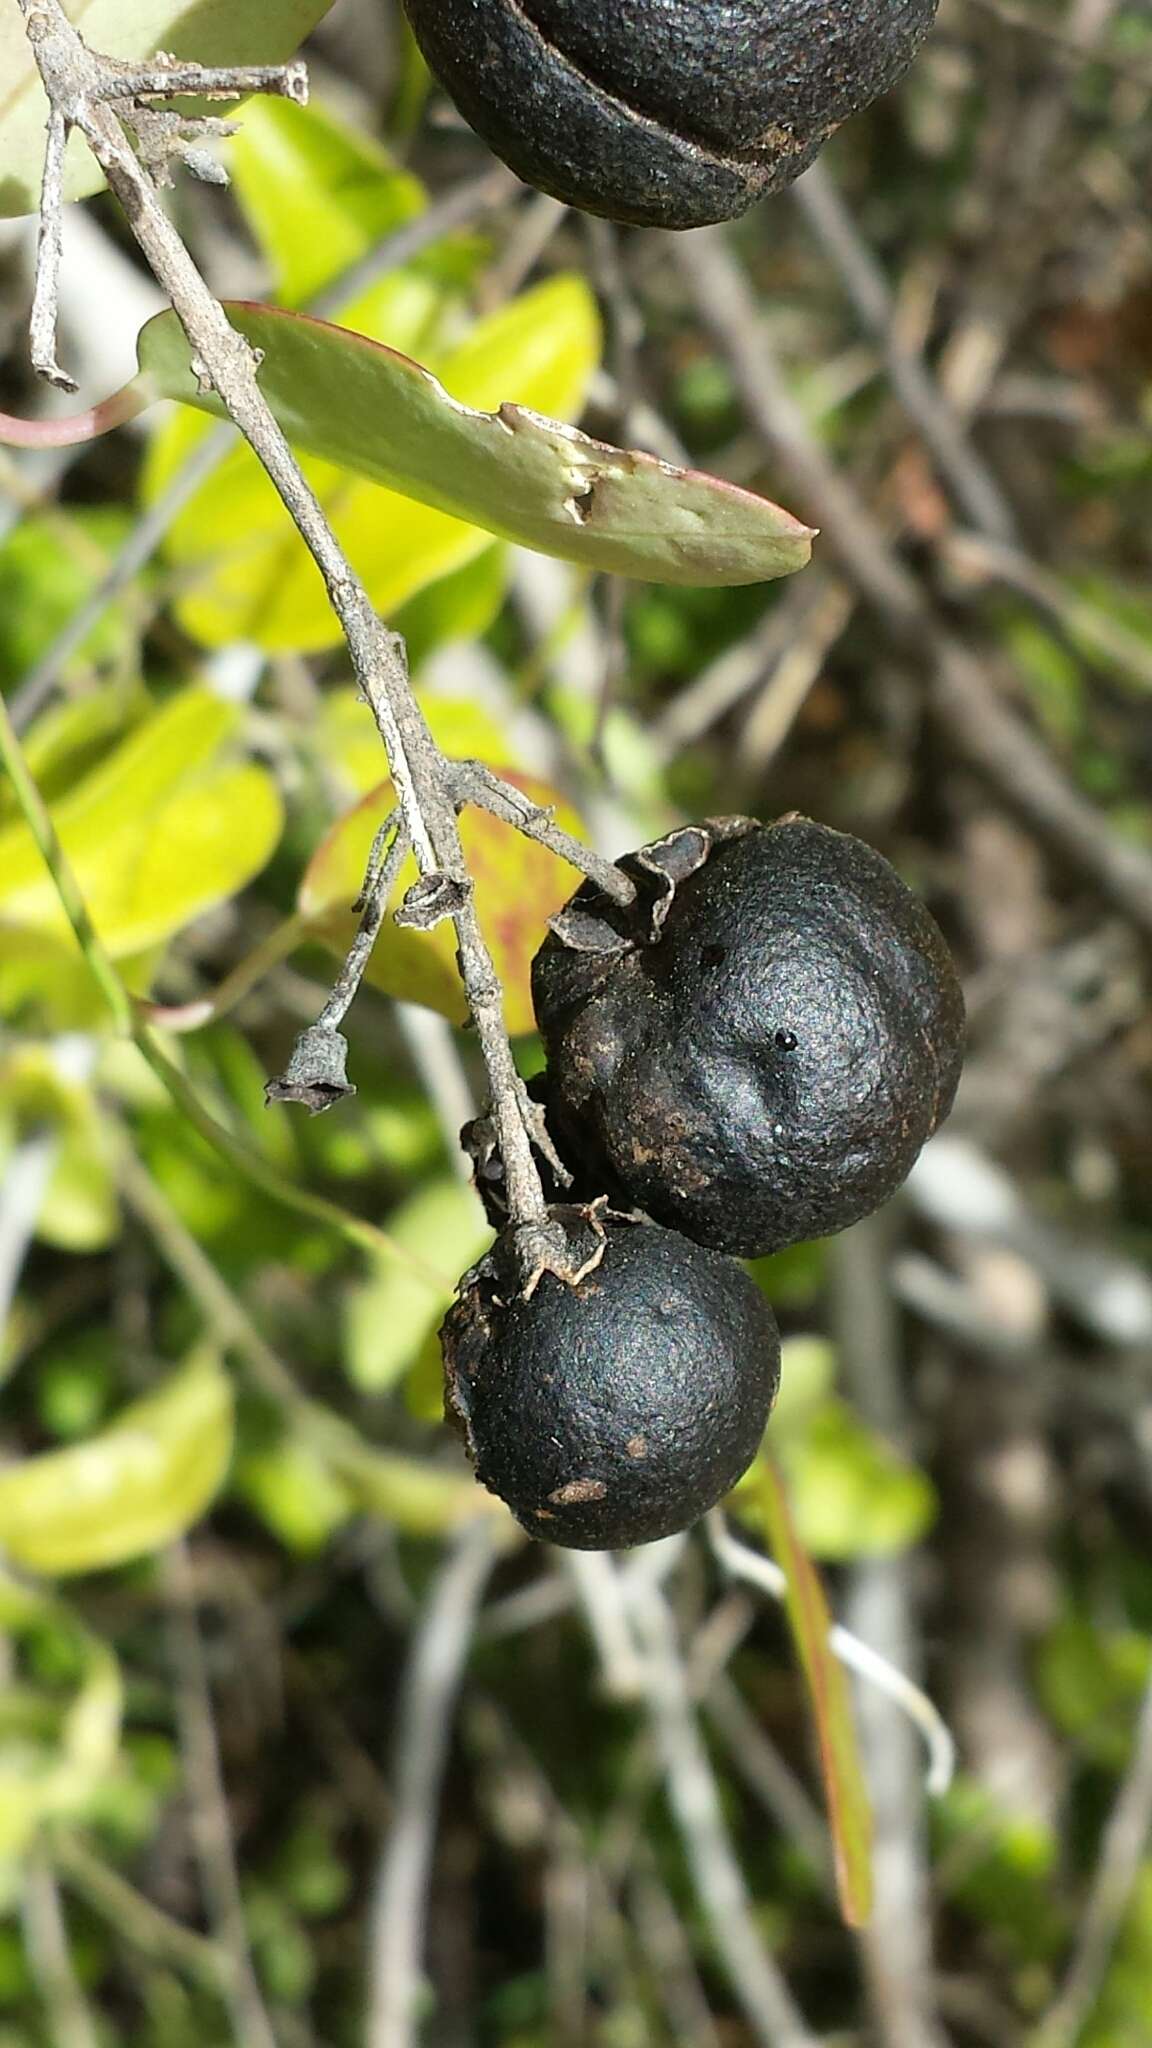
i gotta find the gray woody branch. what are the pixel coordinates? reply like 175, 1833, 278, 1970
16, 0, 630, 1284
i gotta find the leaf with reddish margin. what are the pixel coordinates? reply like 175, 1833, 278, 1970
135, 301, 815, 588
754, 1452, 875, 1928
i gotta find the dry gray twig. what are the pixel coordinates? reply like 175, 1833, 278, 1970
13, 0, 597, 1286
624, 1573, 821, 2048
366, 1520, 498, 2048
165, 1540, 281, 2048
1034, 1667, 1152, 2048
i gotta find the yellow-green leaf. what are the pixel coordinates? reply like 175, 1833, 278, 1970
0, 687, 283, 960
343, 1180, 490, 1393
226, 96, 428, 307
0, 1350, 234, 1576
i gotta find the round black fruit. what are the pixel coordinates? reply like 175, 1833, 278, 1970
401, 0, 939, 231
532, 817, 965, 1258
441, 1212, 780, 1550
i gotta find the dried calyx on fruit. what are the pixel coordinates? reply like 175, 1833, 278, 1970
401, 0, 940, 230
532, 816, 965, 1259
441, 1208, 780, 1550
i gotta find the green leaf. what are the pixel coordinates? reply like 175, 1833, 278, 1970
0, 1350, 234, 1575
143, 276, 600, 651
234, 1434, 355, 1554
300, 765, 586, 1033
225, 96, 427, 307
314, 687, 513, 803
777, 1402, 936, 1560
1036, 1615, 1152, 1769
136, 297, 814, 602
343, 1180, 491, 1393
0, 510, 136, 690
0, 1574, 123, 1870
752, 1456, 874, 1929
8, 681, 146, 817
0, 685, 283, 961
301, 1406, 505, 1538
394, 545, 509, 669
0, 1, 337, 216
0, 1044, 118, 1252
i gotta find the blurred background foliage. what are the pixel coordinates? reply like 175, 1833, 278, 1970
0, 0, 1151, 2042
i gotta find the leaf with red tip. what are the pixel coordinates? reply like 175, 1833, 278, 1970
135, 302, 815, 589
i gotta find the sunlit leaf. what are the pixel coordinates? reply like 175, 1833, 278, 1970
763, 1337, 936, 1560
0, 0, 337, 216
0, 1350, 234, 1575
778, 1402, 936, 1560
135, 294, 813, 624
227, 96, 426, 306
300, 1405, 507, 1538
752, 1455, 874, 1929
300, 767, 585, 1032
343, 1179, 490, 1393
0, 511, 136, 691
0, 686, 283, 960
143, 277, 601, 650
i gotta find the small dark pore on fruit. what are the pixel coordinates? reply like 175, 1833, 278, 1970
774, 1029, 798, 1051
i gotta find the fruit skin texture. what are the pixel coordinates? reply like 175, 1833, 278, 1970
401, 0, 940, 231
532, 817, 965, 1259
441, 1214, 780, 1550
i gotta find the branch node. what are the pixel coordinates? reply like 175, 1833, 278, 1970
395, 872, 470, 930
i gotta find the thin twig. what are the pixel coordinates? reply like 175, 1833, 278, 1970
708, 1514, 956, 1797
52, 1830, 232, 1997
21, 1850, 101, 2048
449, 760, 635, 905
165, 1541, 280, 2048
12, 166, 515, 734
624, 1574, 820, 2048
17, 0, 565, 1275
1033, 1667, 1152, 2048
313, 165, 519, 320
27, 101, 74, 391
98, 56, 308, 103
793, 163, 1018, 545
366, 1520, 498, 2048
830, 1221, 949, 2048
0, 540, 471, 1276
11, 421, 234, 732
675, 227, 1152, 944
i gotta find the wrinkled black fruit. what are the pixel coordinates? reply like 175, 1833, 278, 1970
532, 817, 965, 1258
441, 1213, 780, 1549
401, 0, 939, 230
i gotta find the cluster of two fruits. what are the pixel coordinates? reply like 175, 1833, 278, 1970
441, 817, 965, 1551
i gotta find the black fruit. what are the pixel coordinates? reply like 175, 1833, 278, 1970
532, 816, 965, 1258
441, 1212, 780, 1549
401, 0, 939, 231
